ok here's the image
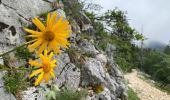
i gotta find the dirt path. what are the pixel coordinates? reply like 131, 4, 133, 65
125, 70, 170, 100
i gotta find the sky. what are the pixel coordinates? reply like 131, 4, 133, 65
87, 0, 170, 44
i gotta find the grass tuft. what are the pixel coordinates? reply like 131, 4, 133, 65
128, 87, 140, 100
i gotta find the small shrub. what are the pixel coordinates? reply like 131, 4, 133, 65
128, 87, 140, 100
3, 69, 28, 99
93, 84, 104, 93
15, 46, 33, 60
55, 89, 88, 100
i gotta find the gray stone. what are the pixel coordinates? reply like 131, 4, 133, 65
81, 58, 105, 86
107, 61, 123, 78
79, 39, 99, 56
3, 53, 26, 68
0, 58, 4, 65
21, 87, 44, 100
105, 43, 116, 59
54, 52, 80, 90
95, 53, 107, 66
79, 12, 91, 24
56, 63, 80, 90
55, 52, 70, 76
56, 9, 66, 18
0, 0, 53, 54
71, 20, 81, 34
1, 0, 52, 19
81, 57, 127, 100
0, 4, 23, 53
86, 88, 112, 100
82, 24, 93, 32
0, 0, 53, 99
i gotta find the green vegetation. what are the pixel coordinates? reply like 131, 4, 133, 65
93, 84, 104, 93
142, 50, 170, 86
3, 69, 28, 99
63, 0, 170, 96
128, 87, 140, 100
85, 9, 142, 73
55, 89, 88, 100
62, 0, 84, 22
15, 46, 33, 60
41, 84, 88, 100
154, 83, 170, 94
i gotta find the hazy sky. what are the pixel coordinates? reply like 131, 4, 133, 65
89, 0, 170, 44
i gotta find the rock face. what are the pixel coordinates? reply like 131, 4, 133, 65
79, 41, 127, 100
81, 58, 105, 86
0, 0, 127, 100
0, 0, 52, 53
0, 0, 52, 100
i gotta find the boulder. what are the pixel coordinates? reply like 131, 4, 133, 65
79, 39, 99, 56
81, 58, 105, 86
56, 63, 80, 90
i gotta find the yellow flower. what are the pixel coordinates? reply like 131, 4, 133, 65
29, 50, 57, 86
25, 12, 72, 54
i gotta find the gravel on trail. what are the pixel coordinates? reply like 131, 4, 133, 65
125, 70, 170, 100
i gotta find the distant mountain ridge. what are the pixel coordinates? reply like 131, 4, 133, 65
144, 40, 166, 51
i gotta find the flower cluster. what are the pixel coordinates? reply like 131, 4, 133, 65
25, 12, 71, 86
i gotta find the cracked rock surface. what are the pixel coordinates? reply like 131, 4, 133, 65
0, 0, 52, 100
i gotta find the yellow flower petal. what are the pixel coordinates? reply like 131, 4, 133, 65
44, 50, 48, 58
54, 38, 69, 48
25, 39, 38, 45
52, 16, 64, 31
36, 42, 48, 54
51, 59, 56, 64
24, 28, 42, 35
29, 68, 43, 78
39, 54, 46, 63
35, 72, 44, 86
32, 17, 46, 32
50, 71, 55, 78
29, 60, 42, 67
43, 73, 50, 83
49, 52, 53, 60
28, 39, 43, 51
28, 49, 57, 85
49, 41, 60, 54
25, 11, 71, 53
25, 35, 39, 38
46, 13, 51, 30
51, 64, 57, 68
50, 12, 58, 26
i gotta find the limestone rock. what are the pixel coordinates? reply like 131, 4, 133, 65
54, 52, 70, 76
81, 58, 105, 86
95, 53, 107, 66
86, 88, 112, 100
1, 0, 52, 19
81, 57, 127, 100
79, 39, 99, 56
105, 43, 116, 59
21, 87, 44, 100
56, 63, 80, 90
0, 0, 53, 99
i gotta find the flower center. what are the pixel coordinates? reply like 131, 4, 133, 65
43, 64, 51, 73
43, 31, 55, 41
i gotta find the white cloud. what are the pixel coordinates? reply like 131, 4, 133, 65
91, 0, 170, 44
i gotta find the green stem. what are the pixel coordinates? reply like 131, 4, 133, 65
0, 67, 40, 71
0, 44, 26, 57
